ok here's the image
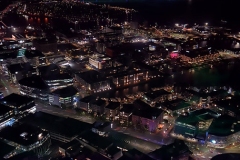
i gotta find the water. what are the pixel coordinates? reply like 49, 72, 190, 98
2, 0, 240, 97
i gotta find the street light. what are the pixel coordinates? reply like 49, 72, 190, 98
175, 23, 179, 27
205, 23, 208, 26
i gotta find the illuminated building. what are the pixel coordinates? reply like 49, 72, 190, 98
119, 104, 135, 126
24, 50, 46, 67
37, 64, 60, 77
7, 62, 36, 83
213, 98, 240, 119
173, 109, 220, 141
49, 86, 78, 108
0, 123, 51, 158
132, 100, 164, 133
89, 53, 112, 70
0, 93, 36, 115
0, 104, 14, 130
206, 115, 240, 148
18, 75, 49, 101
77, 96, 106, 115
43, 73, 73, 90
142, 89, 172, 105
75, 70, 111, 93
105, 102, 121, 121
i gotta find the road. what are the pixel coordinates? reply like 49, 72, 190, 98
35, 101, 95, 124
0, 70, 19, 96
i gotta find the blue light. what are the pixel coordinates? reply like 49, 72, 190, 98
211, 140, 216, 144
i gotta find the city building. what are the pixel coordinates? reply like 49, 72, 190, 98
119, 104, 135, 126
33, 38, 57, 53
132, 100, 164, 132
104, 102, 121, 121
59, 139, 81, 157
142, 89, 172, 105
75, 70, 111, 93
89, 53, 112, 70
24, 50, 46, 67
91, 121, 110, 137
173, 109, 220, 141
212, 98, 240, 119
18, 75, 49, 100
43, 73, 73, 90
119, 148, 154, 160
77, 96, 107, 115
0, 104, 14, 130
77, 131, 114, 155
49, 86, 78, 108
37, 64, 60, 77
206, 115, 240, 148
0, 93, 36, 116
0, 123, 51, 158
20, 111, 91, 143
148, 140, 192, 160
91, 98, 107, 115
7, 62, 36, 83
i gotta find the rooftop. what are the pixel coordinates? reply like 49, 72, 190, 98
208, 115, 240, 136
0, 50, 18, 60
144, 89, 171, 100
0, 93, 34, 107
120, 104, 135, 113
148, 140, 192, 160
18, 75, 49, 90
176, 109, 217, 126
37, 64, 60, 76
76, 70, 107, 84
105, 102, 120, 110
20, 111, 91, 138
78, 131, 113, 150
92, 98, 106, 106
0, 141, 15, 158
214, 98, 240, 114
80, 95, 95, 103
119, 148, 154, 160
0, 103, 13, 115
43, 73, 73, 81
133, 107, 163, 120
0, 123, 48, 147
24, 50, 45, 59
51, 86, 78, 98
7, 62, 35, 74
133, 99, 151, 110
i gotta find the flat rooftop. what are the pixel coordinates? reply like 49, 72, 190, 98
0, 103, 13, 115
52, 86, 78, 98
20, 111, 92, 138
7, 62, 35, 74
76, 70, 107, 84
24, 50, 45, 59
43, 73, 73, 81
176, 109, 217, 126
78, 131, 113, 150
37, 64, 60, 76
0, 93, 34, 107
18, 75, 49, 90
208, 115, 240, 136
144, 89, 171, 100
105, 102, 120, 110
0, 141, 15, 158
214, 98, 240, 114
0, 123, 48, 147
133, 107, 163, 120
